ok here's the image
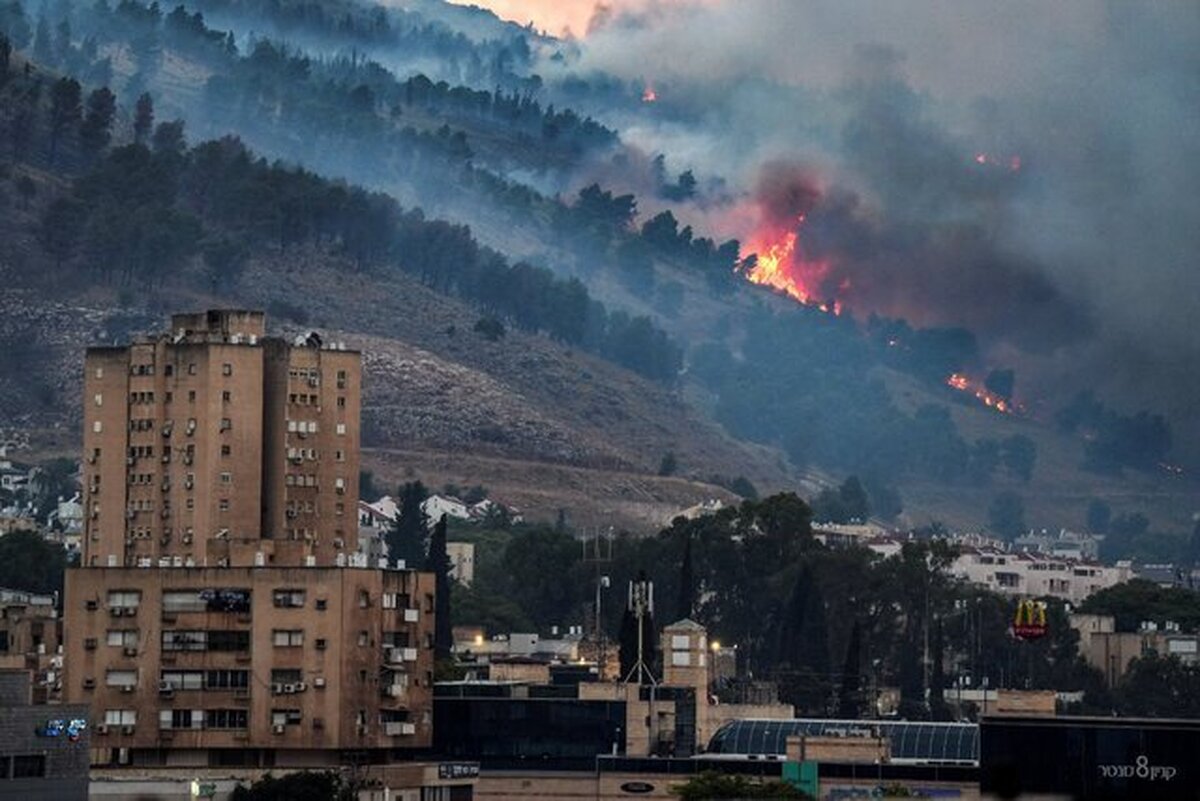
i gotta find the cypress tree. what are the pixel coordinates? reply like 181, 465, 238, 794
837, 620, 863, 718
424, 514, 453, 661
676, 534, 694, 621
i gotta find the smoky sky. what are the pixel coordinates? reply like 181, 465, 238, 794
536, 0, 1200, 451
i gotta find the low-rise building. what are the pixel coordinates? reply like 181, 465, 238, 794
949, 546, 1131, 603
446, 541, 475, 586
1070, 613, 1200, 687
0, 669, 90, 800
0, 588, 61, 702
65, 564, 436, 768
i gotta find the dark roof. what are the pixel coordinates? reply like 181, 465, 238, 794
707, 718, 979, 764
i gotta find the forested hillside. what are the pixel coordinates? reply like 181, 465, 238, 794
0, 0, 1194, 547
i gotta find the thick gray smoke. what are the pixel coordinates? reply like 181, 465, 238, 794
544, 0, 1200, 451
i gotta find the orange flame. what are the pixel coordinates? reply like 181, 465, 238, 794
945, 373, 1021, 415
744, 216, 839, 313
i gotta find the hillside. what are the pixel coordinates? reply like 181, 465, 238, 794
0, 3, 1194, 549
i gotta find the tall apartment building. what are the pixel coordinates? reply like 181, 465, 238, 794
65, 310, 439, 771
82, 310, 360, 568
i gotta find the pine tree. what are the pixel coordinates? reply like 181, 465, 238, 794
47, 76, 81, 164
133, 92, 154, 145
676, 534, 694, 621
837, 620, 863, 718
80, 86, 116, 159
424, 514, 453, 661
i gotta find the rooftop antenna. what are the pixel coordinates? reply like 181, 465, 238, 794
623, 574, 657, 687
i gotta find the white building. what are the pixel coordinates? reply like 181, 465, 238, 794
446, 541, 475, 586
423, 494, 471, 522
949, 546, 1132, 604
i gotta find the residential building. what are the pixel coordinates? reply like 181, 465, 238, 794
64, 565, 435, 767
446, 541, 475, 586
948, 546, 1131, 604
0, 588, 61, 702
1070, 613, 1200, 687
80, 310, 360, 569
64, 310, 441, 775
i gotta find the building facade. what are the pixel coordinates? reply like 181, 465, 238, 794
81, 310, 361, 569
65, 310, 438, 772
0, 670, 90, 800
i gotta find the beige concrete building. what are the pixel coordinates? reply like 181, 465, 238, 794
1071, 612, 1200, 687
65, 566, 434, 767
81, 310, 360, 569
66, 310, 441, 773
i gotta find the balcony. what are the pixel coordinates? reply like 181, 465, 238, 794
384, 647, 417, 665
384, 721, 416, 737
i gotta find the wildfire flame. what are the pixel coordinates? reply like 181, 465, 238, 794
744, 215, 840, 314
642, 86, 658, 103
945, 373, 1021, 415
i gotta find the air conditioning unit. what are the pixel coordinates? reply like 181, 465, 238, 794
386, 685, 405, 698
95, 724, 108, 735
162, 453, 170, 463
308, 377, 319, 387
356, 725, 369, 737
294, 682, 307, 693
273, 724, 285, 735
123, 646, 138, 657
83, 678, 96, 689
386, 648, 402, 663
272, 683, 285, 695
403, 608, 419, 623
402, 647, 418, 662
313, 677, 325, 689
122, 725, 135, 735
122, 684, 136, 693
283, 683, 296, 694
384, 721, 416, 736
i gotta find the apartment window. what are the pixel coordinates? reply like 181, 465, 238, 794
272, 629, 304, 647
272, 589, 306, 608
220, 472, 232, 484
336, 423, 346, 436
94, 393, 103, 407
11, 755, 47, 779
359, 590, 370, 608
204, 709, 248, 730
271, 709, 303, 727
162, 630, 206, 652
165, 391, 173, 403
186, 498, 195, 511
208, 630, 250, 651
358, 631, 368, 647
107, 591, 141, 610
188, 363, 197, 376
315, 599, 327, 611
106, 630, 138, 648
103, 710, 137, 726
93, 421, 103, 433
220, 418, 232, 432
222, 363, 232, 376
336, 370, 347, 389
219, 499, 230, 512
271, 668, 303, 685
188, 390, 196, 402
206, 669, 248, 689
160, 671, 203, 691
105, 670, 138, 688
221, 445, 231, 457
159, 709, 202, 730
337, 396, 346, 408
164, 364, 173, 377
95, 367, 104, 379
335, 502, 344, 516
335, 449, 345, 462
